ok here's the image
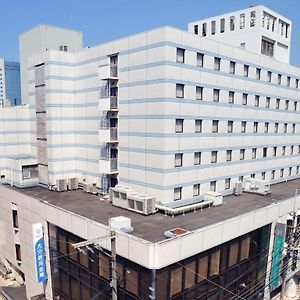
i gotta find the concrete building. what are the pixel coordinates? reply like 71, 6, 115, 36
0, 4, 299, 300
0, 59, 21, 106
19, 24, 83, 104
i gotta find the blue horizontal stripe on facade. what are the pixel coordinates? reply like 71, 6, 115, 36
0, 142, 31, 146
47, 143, 99, 149
119, 132, 298, 138
119, 163, 300, 190
119, 153, 300, 174
48, 157, 98, 164
119, 114, 300, 124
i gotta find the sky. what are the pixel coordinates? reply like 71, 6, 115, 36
0, 0, 299, 66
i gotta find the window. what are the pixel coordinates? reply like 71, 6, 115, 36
264, 122, 269, 133
284, 123, 288, 133
214, 57, 221, 71
229, 91, 235, 103
253, 122, 258, 133
276, 98, 280, 109
241, 121, 247, 133
194, 152, 201, 165
252, 148, 257, 159
176, 84, 184, 98
280, 169, 284, 178
289, 167, 292, 176
15, 244, 21, 262
242, 93, 248, 105
175, 119, 183, 133
63, 45, 68, 52
282, 146, 286, 156
240, 237, 250, 261
196, 86, 203, 100
271, 170, 275, 180
240, 14, 245, 29
256, 68, 261, 80
170, 266, 182, 296
174, 187, 182, 201
294, 101, 297, 111
239, 176, 244, 182
261, 39, 274, 57
274, 123, 279, 133
202, 23, 207, 36
277, 74, 282, 85
240, 42, 245, 49
193, 184, 200, 197
266, 97, 270, 108
210, 249, 220, 276
230, 16, 235, 31
197, 256, 208, 282
175, 153, 183, 167
227, 121, 233, 133
240, 149, 245, 160
226, 150, 232, 161
228, 242, 239, 267
298, 145, 300, 154
225, 178, 231, 190
220, 18, 225, 33
195, 119, 202, 133
255, 95, 260, 107
250, 173, 255, 178
197, 53, 204, 67
263, 147, 267, 157
292, 123, 296, 133
12, 208, 19, 229
230, 61, 236, 74
285, 100, 289, 110
194, 25, 198, 35
211, 20, 216, 35
211, 151, 218, 163
297, 166, 300, 174
213, 89, 220, 102
176, 48, 185, 63
287, 76, 291, 87
250, 11, 256, 27
273, 147, 277, 156
267, 71, 272, 82
261, 172, 266, 180
212, 120, 219, 133
291, 145, 294, 155
244, 65, 249, 77
296, 79, 299, 88
210, 181, 217, 192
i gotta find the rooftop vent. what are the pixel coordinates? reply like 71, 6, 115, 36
204, 191, 223, 206
164, 227, 189, 238
109, 216, 133, 233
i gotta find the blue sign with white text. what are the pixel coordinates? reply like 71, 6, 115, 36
34, 237, 47, 283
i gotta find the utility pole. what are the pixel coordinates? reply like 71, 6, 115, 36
111, 229, 118, 300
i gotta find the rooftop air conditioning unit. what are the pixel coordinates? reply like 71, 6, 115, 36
234, 182, 243, 196
109, 216, 133, 233
204, 191, 223, 206
243, 178, 271, 195
68, 178, 79, 190
127, 193, 156, 215
56, 179, 67, 192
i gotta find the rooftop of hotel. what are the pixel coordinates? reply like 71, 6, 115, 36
5, 178, 300, 242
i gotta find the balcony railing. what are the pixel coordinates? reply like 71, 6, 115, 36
110, 96, 118, 109
110, 65, 118, 78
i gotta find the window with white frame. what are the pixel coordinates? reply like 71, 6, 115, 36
230, 61, 236, 74
227, 121, 233, 133
241, 121, 247, 133
176, 48, 185, 63
193, 184, 200, 197
256, 68, 261, 80
261, 39, 274, 57
211, 20, 216, 35
196, 86, 203, 100
273, 147, 277, 157
296, 79, 299, 89
243, 65, 249, 77
252, 148, 257, 159
274, 123, 279, 133
267, 71, 272, 82
284, 123, 288, 133
212, 120, 219, 133
194, 25, 198, 35
225, 178, 231, 190
197, 53, 204, 67
289, 167, 292, 176
210, 181, 216, 192
229, 91, 235, 103
287, 76, 291, 87
255, 95, 260, 107
276, 98, 280, 109
282, 146, 286, 156
297, 166, 299, 174
176, 84, 184, 98
253, 122, 258, 133
263, 147, 268, 157
211, 151, 218, 163
277, 74, 282, 85
266, 97, 270, 108
285, 100, 289, 110
280, 169, 284, 178
202, 23, 207, 36
175, 119, 183, 133
251, 174, 255, 178
214, 57, 221, 71
230, 16, 235, 31
194, 152, 201, 165
262, 172, 266, 180
294, 101, 297, 111
250, 11, 256, 27
264, 122, 269, 133
220, 18, 225, 33
240, 149, 245, 160
271, 170, 275, 180
240, 14, 245, 29
292, 124, 296, 133
242, 93, 248, 105
226, 150, 232, 161
174, 187, 182, 200
291, 145, 294, 155
175, 153, 183, 167
213, 89, 220, 102
195, 119, 202, 133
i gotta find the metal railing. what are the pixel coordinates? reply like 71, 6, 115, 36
110, 65, 118, 77
110, 96, 118, 109
110, 128, 118, 141
110, 158, 118, 171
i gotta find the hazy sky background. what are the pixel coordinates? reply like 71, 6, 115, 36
0, 0, 299, 66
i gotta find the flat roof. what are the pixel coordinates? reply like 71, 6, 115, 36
5, 178, 300, 242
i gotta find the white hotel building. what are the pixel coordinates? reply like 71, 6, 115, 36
0, 5, 300, 300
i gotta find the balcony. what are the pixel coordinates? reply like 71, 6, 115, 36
99, 158, 118, 174
98, 64, 118, 80
99, 127, 118, 143
98, 96, 118, 111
